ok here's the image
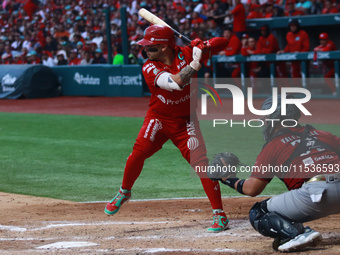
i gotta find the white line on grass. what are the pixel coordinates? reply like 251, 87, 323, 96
81, 195, 270, 203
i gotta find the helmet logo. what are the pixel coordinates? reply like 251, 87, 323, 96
150, 38, 154, 41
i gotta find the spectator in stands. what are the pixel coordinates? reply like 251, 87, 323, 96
76, 41, 84, 52
2, 53, 13, 65
11, 34, 23, 52
113, 43, 124, 65
314, 32, 337, 94
296, 0, 312, 14
247, 4, 262, 19
128, 41, 141, 65
68, 49, 81, 66
22, 34, 33, 52
206, 17, 223, 38
56, 50, 68, 65
263, 1, 275, 18
54, 24, 70, 43
285, 0, 305, 16
277, 19, 310, 78
322, 0, 338, 13
26, 50, 40, 64
92, 49, 106, 64
80, 49, 93, 65
41, 50, 55, 67
225, 0, 246, 39
91, 30, 104, 48
207, 0, 230, 27
309, 0, 323, 14
12, 52, 25, 64
44, 35, 58, 56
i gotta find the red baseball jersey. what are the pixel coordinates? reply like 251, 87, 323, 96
142, 45, 197, 118
256, 34, 280, 54
222, 35, 241, 56
231, 3, 246, 32
284, 30, 310, 53
251, 126, 340, 190
314, 40, 337, 69
314, 40, 337, 52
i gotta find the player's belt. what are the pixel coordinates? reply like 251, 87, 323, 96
307, 174, 340, 183
306, 175, 326, 183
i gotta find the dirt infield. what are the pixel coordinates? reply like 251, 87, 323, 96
0, 96, 340, 254
1, 193, 340, 255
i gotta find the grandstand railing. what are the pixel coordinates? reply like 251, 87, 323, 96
211, 51, 340, 99
246, 13, 340, 29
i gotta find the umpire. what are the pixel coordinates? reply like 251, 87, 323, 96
210, 96, 340, 252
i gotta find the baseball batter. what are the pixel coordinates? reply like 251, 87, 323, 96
211, 96, 340, 252
105, 25, 229, 232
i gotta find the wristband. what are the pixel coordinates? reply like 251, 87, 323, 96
189, 60, 201, 71
236, 179, 245, 194
221, 177, 239, 188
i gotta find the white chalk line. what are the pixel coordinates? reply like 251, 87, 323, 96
113, 247, 237, 253
0, 221, 175, 232
0, 225, 27, 232
82, 194, 270, 204
37, 241, 99, 249
0, 237, 56, 241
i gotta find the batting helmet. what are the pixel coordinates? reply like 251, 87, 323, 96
261, 95, 301, 141
319, 32, 329, 40
137, 25, 176, 49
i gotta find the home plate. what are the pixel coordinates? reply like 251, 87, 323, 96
37, 241, 99, 249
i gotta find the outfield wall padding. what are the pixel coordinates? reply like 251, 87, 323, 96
51, 65, 143, 97
0, 65, 60, 99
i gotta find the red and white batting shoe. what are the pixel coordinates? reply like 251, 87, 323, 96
105, 187, 131, 215
207, 209, 229, 232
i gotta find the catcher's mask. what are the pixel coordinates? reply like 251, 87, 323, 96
261, 95, 301, 141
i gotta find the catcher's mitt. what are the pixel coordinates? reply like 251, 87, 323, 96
207, 152, 241, 182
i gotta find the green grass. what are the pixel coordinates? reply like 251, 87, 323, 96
0, 112, 338, 202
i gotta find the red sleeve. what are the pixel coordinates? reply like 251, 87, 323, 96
321, 41, 337, 51
200, 37, 228, 62
231, 4, 241, 15
207, 37, 228, 55
142, 61, 167, 88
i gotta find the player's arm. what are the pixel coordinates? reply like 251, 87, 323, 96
234, 178, 268, 197
171, 39, 210, 86
170, 65, 198, 87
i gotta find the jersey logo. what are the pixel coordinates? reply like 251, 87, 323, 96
295, 36, 300, 41
178, 52, 184, 60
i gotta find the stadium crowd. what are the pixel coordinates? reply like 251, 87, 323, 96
0, 0, 339, 81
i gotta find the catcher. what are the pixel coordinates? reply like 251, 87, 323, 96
208, 96, 340, 252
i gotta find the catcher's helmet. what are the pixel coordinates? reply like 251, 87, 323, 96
137, 25, 175, 49
261, 96, 301, 141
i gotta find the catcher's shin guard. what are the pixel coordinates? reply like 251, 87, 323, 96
207, 209, 229, 232
249, 200, 304, 239
105, 187, 131, 215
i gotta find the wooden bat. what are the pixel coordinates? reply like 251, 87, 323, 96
138, 8, 192, 44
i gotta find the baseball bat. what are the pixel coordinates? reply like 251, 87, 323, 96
138, 8, 192, 44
